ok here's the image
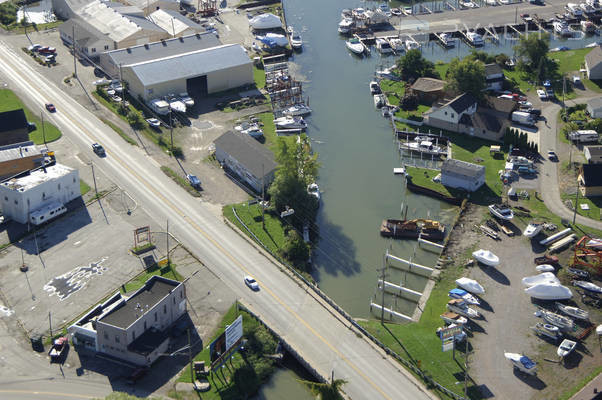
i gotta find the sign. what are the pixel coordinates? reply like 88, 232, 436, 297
439, 325, 463, 341
442, 338, 454, 352
225, 315, 243, 351
209, 315, 244, 369
280, 208, 294, 217
209, 332, 226, 363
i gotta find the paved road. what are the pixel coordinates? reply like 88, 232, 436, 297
0, 41, 435, 400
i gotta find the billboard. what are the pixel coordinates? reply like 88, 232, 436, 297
209, 315, 244, 369
209, 331, 226, 363
226, 315, 243, 350
439, 325, 463, 341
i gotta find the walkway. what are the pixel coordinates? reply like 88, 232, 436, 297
569, 372, 602, 400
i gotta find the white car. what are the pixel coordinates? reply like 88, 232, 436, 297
537, 89, 547, 100
244, 276, 259, 291
146, 118, 161, 128
519, 100, 532, 107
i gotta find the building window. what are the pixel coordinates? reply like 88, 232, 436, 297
14, 200, 17, 205
444, 111, 447, 115
58, 184, 61, 190
163, 304, 167, 314
104, 45, 109, 50
42, 192, 46, 199
3, 196, 6, 201
115, 335, 120, 343
73, 177, 76, 183
451, 114, 454, 118
91, 48, 96, 53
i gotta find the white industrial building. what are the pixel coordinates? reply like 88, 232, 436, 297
441, 159, 485, 192
120, 43, 253, 101
0, 164, 80, 224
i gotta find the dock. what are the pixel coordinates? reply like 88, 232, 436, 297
483, 26, 499, 42
385, 253, 434, 277
444, 1, 456, 11
507, 24, 523, 37
369, 302, 413, 322
378, 279, 423, 302
433, 32, 452, 47
418, 236, 445, 252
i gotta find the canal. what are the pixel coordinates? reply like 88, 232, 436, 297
282, 0, 600, 319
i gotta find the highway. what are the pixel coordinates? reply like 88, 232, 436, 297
0, 40, 435, 400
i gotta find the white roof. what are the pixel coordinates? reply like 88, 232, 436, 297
77, 0, 141, 42
148, 9, 189, 36
1, 164, 74, 192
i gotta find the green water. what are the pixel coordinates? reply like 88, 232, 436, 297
253, 367, 314, 400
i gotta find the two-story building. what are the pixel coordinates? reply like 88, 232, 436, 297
424, 93, 478, 132
578, 164, 602, 196
484, 63, 505, 91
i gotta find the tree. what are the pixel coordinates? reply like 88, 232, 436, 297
280, 230, 310, 270
514, 33, 550, 74
495, 53, 510, 67
445, 57, 486, 98
400, 92, 418, 111
396, 49, 438, 82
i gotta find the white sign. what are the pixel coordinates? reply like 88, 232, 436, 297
280, 208, 295, 217
442, 338, 454, 352
225, 315, 243, 351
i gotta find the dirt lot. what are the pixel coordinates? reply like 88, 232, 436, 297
444, 205, 601, 400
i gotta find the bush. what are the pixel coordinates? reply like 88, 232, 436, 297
0, 3, 17, 26
400, 93, 418, 111
279, 230, 310, 271
127, 111, 144, 129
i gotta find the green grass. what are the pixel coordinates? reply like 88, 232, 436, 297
395, 103, 430, 120
561, 193, 602, 221
253, 65, 266, 89
582, 77, 602, 93
3, 20, 63, 34
558, 365, 602, 400
550, 48, 591, 75
0, 89, 62, 144
160, 166, 201, 197
406, 167, 453, 197
99, 117, 137, 146
121, 262, 182, 293
434, 62, 449, 79
79, 179, 91, 195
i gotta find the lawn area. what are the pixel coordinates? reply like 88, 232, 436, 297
395, 103, 430, 120
99, 117, 137, 146
0, 89, 62, 144
121, 262, 182, 293
80, 179, 91, 196
434, 62, 449, 79
550, 48, 591, 75
582, 77, 602, 93
253, 65, 266, 89
406, 166, 453, 197
561, 192, 602, 221
359, 257, 476, 399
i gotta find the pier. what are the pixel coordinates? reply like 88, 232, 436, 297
378, 279, 423, 302
369, 302, 414, 322
385, 253, 434, 277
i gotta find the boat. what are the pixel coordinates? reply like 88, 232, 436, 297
534, 254, 559, 265
573, 280, 602, 294
290, 32, 303, 49
399, 138, 446, 157
388, 38, 404, 51
466, 31, 484, 46
391, 7, 402, 16
374, 94, 386, 108
535, 309, 574, 330
439, 32, 455, 47
523, 223, 543, 238
556, 302, 589, 320
536, 264, 555, 273
455, 277, 485, 294
531, 323, 562, 341
375, 67, 398, 80
48, 336, 69, 361
581, 20, 596, 33
249, 13, 282, 30
553, 20, 571, 37
346, 38, 365, 54
522, 272, 560, 287
242, 125, 263, 139
448, 288, 480, 305
472, 249, 500, 267
381, 106, 391, 118
375, 38, 393, 54
307, 183, 320, 201
273, 116, 307, 129
338, 18, 354, 34
525, 284, 573, 300
440, 311, 468, 325
369, 80, 381, 95
287, 25, 293, 34
567, 268, 590, 279
488, 204, 514, 221
283, 103, 312, 116
379, 218, 445, 240
341, 8, 352, 19
504, 352, 537, 376
148, 99, 170, 115
166, 95, 186, 113
178, 93, 194, 107
557, 339, 577, 358
405, 40, 420, 50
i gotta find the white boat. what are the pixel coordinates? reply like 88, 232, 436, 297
149, 99, 170, 115
389, 38, 405, 51
522, 272, 560, 287
178, 93, 194, 107
273, 116, 307, 130
523, 223, 543, 238
369, 80, 381, 95
525, 284, 573, 300
573, 280, 602, 294
556, 302, 589, 320
405, 40, 420, 50
456, 277, 485, 294
557, 339, 577, 358
439, 32, 455, 47
287, 25, 293, 34
249, 13, 282, 30
374, 94, 386, 108
553, 20, 571, 37
375, 38, 393, 54
440, 311, 468, 325
399, 137, 446, 156
284, 104, 312, 116
536, 264, 555, 273
307, 183, 320, 201
346, 38, 365, 54
472, 249, 500, 267
531, 323, 562, 341
535, 309, 574, 330
167, 96, 186, 113
375, 67, 398, 80
448, 288, 480, 305
290, 32, 303, 49
466, 31, 484, 46
338, 18, 354, 34
252, 41, 262, 52
488, 204, 514, 220
504, 352, 537, 376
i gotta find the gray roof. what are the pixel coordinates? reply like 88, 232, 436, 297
411, 77, 446, 93
99, 276, 180, 329
588, 97, 602, 111
128, 44, 251, 86
127, 14, 166, 32
484, 63, 503, 76
585, 145, 602, 157
445, 93, 477, 114
0, 141, 41, 162
442, 159, 485, 179
214, 131, 277, 178
105, 31, 220, 68
586, 46, 602, 68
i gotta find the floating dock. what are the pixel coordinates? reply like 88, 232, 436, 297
378, 279, 423, 302
370, 302, 413, 322
386, 253, 434, 276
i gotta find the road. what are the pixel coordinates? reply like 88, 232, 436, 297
0, 41, 435, 400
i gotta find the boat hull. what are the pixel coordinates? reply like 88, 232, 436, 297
380, 219, 445, 240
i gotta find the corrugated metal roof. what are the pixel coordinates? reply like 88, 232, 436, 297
0, 142, 41, 163
77, 0, 142, 42
442, 159, 484, 179
148, 9, 201, 36
127, 44, 251, 86
214, 131, 277, 178
105, 31, 220, 67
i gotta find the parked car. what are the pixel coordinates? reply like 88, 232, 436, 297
548, 150, 558, 160
244, 276, 259, 291
187, 174, 201, 188
38, 46, 56, 54
45, 103, 56, 112
146, 118, 161, 128
27, 122, 36, 132
529, 108, 542, 117
110, 95, 122, 103
27, 44, 41, 52
92, 143, 106, 157
573, 75, 582, 85
536, 89, 547, 100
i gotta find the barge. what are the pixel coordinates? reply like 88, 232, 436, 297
380, 218, 445, 240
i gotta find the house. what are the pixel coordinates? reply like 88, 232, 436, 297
68, 275, 186, 367
578, 164, 602, 196
214, 131, 277, 193
0, 109, 31, 146
585, 45, 602, 80
484, 63, 504, 91
424, 93, 478, 131
441, 159, 486, 192
0, 141, 45, 181
409, 77, 446, 104
456, 96, 514, 141
120, 43, 253, 101
0, 164, 80, 224
586, 97, 602, 118
584, 145, 602, 164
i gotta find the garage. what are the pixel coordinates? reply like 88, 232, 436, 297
187, 75, 208, 97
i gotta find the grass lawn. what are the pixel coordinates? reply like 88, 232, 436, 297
550, 48, 591, 75
395, 103, 430, 120
121, 262, 182, 293
0, 89, 62, 144
80, 180, 91, 196
435, 62, 449, 79
582, 77, 602, 93
253, 65, 266, 89
561, 192, 602, 221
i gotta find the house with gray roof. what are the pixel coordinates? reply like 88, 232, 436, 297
484, 63, 504, 91
585, 46, 602, 80
214, 131, 277, 193
424, 92, 478, 131
441, 159, 485, 192
409, 77, 446, 104
586, 96, 602, 118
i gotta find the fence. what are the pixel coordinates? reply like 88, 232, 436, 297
229, 207, 468, 400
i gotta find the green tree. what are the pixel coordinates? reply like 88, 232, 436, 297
445, 57, 486, 98
396, 49, 438, 82
127, 111, 144, 129
495, 53, 510, 67
302, 378, 348, 400
280, 229, 310, 270
514, 33, 550, 74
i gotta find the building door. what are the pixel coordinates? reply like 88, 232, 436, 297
187, 75, 208, 97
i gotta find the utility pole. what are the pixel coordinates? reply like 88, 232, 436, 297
573, 181, 580, 225
166, 219, 170, 266
72, 25, 77, 78
378, 253, 388, 325
41, 111, 46, 149
48, 311, 53, 338
169, 108, 174, 154
90, 162, 98, 199
261, 163, 265, 230
188, 328, 194, 387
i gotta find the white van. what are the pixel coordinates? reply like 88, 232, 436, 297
29, 202, 67, 226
